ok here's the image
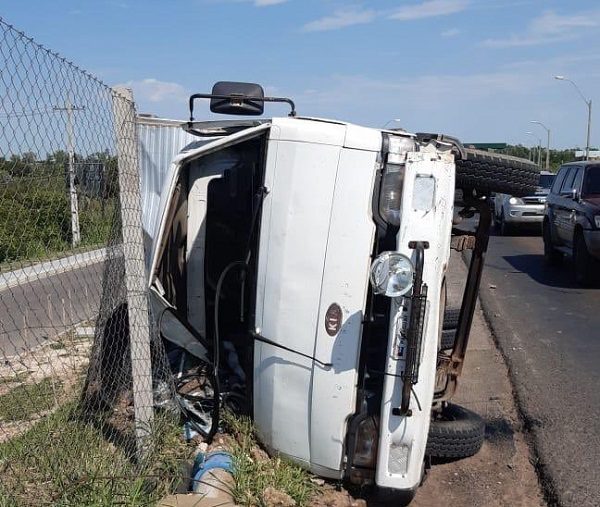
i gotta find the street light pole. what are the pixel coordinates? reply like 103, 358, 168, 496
530, 121, 550, 170
554, 76, 593, 160
382, 118, 402, 129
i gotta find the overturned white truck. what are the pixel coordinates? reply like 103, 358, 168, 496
138, 82, 538, 500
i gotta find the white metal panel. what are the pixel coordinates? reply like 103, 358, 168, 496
343, 124, 382, 151
309, 147, 378, 475
253, 136, 342, 465
271, 117, 346, 146
137, 118, 197, 267
375, 148, 455, 491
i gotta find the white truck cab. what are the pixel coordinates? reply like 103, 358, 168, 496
141, 82, 539, 500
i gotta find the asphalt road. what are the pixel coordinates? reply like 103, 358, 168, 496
0, 262, 103, 357
477, 229, 600, 507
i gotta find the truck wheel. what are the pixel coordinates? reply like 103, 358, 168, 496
426, 403, 485, 459
440, 329, 456, 350
543, 221, 561, 265
443, 307, 460, 329
456, 149, 539, 197
574, 233, 594, 286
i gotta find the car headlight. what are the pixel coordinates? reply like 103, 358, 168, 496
509, 197, 524, 205
595, 216, 600, 228
370, 252, 414, 297
378, 163, 404, 227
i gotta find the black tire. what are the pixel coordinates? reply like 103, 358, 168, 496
456, 149, 539, 197
543, 221, 561, 265
440, 329, 456, 350
443, 308, 460, 330
426, 403, 485, 459
574, 232, 594, 286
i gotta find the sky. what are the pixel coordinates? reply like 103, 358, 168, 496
2, 0, 599, 148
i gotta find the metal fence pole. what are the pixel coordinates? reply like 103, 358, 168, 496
111, 86, 154, 459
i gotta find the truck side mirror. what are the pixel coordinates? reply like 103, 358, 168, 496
571, 188, 580, 201
209, 81, 265, 116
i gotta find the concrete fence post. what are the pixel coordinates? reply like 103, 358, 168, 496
111, 86, 154, 460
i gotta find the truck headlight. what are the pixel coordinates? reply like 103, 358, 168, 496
595, 216, 600, 228
370, 252, 414, 297
378, 163, 404, 227
509, 197, 524, 205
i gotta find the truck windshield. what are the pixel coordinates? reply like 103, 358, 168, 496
538, 174, 555, 189
582, 166, 600, 196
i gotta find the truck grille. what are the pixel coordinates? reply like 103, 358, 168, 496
522, 196, 545, 205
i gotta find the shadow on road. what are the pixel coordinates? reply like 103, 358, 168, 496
502, 254, 600, 290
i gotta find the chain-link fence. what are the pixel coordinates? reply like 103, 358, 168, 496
0, 18, 188, 505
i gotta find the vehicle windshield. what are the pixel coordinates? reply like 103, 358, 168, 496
582, 166, 600, 196
538, 174, 555, 189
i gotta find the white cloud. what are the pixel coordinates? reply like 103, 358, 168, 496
441, 27, 461, 37
302, 8, 377, 32
389, 0, 469, 21
120, 78, 188, 104
483, 9, 600, 48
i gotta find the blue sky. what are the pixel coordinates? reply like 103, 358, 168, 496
3, 0, 599, 148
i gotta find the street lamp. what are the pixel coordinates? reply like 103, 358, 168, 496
526, 131, 542, 167
554, 75, 592, 160
382, 118, 402, 129
530, 120, 550, 170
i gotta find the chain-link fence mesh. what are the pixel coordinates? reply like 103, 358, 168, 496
0, 18, 188, 505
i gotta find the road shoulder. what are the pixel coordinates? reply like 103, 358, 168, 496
411, 252, 544, 506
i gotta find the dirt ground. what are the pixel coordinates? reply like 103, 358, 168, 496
409, 253, 544, 506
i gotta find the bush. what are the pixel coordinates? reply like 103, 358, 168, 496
0, 180, 71, 264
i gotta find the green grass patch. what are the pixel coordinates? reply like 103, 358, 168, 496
0, 404, 194, 506
0, 372, 30, 386
222, 411, 317, 506
0, 377, 60, 422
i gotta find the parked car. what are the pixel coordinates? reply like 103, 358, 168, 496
133, 82, 539, 502
494, 171, 555, 235
543, 161, 600, 284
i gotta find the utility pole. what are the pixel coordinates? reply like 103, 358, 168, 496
526, 131, 542, 169
530, 121, 551, 170
54, 97, 85, 248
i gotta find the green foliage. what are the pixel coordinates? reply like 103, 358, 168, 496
0, 153, 117, 265
222, 411, 317, 506
0, 405, 192, 506
0, 176, 71, 263
0, 377, 61, 422
498, 144, 577, 172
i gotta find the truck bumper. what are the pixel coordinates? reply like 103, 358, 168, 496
504, 204, 545, 224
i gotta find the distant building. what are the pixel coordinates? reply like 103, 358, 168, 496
575, 150, 600, 160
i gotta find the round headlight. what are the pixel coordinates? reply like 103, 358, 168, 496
370, 252, 414, 297
509, 197, 518, 204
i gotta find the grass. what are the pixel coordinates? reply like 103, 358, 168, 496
0, 377, 61, 422
222, 411, 317, 506
0, 403, 194, 506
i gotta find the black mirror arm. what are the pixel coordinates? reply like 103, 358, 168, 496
189, 93, 296, 121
